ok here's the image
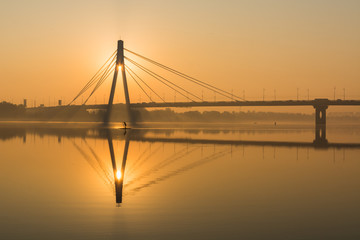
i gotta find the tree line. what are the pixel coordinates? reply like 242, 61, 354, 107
1, 101, 358, 122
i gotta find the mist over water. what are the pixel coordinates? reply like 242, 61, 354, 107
0, 122, 360, 239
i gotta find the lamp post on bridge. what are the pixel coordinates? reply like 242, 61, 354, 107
263, 88, 265, 101
297, 88, 299, 101
274, 89, 276, 101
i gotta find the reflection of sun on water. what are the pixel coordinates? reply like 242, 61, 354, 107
116, 170, 122, 180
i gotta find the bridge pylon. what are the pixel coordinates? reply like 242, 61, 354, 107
104, 40, 132, 124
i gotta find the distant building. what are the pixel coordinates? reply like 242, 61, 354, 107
23, 99, 27, 108
58, 100, 62, 106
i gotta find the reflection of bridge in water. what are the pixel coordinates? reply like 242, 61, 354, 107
2, 126, 360, 149
1, 126, 359, 205
107, 129, 360, 204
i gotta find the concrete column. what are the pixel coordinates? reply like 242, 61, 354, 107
314, 105, 327, 126
313, 104, 328, 146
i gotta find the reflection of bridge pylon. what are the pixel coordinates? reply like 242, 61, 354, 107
73, 129, 234, 205
107, 130, 130, 204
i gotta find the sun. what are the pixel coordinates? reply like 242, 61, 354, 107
116, 170, 122, 180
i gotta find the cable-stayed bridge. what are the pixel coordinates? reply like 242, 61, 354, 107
16, 40, 360, 204
35, 40, 360, 135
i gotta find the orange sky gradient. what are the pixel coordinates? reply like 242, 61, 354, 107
0, 0, 359, 113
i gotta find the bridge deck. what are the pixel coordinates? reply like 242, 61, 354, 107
130, 99, 360, 108
27, 99, 360, 110
81, 99, 360, 109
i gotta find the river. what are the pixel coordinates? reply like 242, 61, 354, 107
0, 122, 359, 239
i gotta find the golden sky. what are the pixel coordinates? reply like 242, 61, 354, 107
0, 0, 359, 111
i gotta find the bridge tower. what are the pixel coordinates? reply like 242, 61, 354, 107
104, 40, 132, 123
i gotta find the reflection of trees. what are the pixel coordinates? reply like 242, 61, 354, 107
184, 129, 201, 134
1, 101, 317, 122
0, 127, 26, 140
139, 109, 314, 122
1, 126, 359, 149
2, 101, 360, 122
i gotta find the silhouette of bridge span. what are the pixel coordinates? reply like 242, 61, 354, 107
26, 39, 359, 145
53, 40, 358, 130
9, 41, 360, 206
73, 98, 360, 145
80, 99, 360, 109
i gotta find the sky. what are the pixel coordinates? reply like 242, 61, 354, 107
0, 0, 359, 112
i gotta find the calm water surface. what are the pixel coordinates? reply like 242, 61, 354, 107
0, 122, 360, 239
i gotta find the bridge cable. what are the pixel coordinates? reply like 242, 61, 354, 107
74, 51, 116, 101
125, 57, 199, 102
83, 139, 114, 186
124, 48, 243, 101
125, 67, 154, 102
125, 65, 166, 103
126, 149, 231, 194
68, 52, 116, 105
125, 146, 197, 188
124, 48, 246, 101
125, 143, 153, 177
81, 61, 116, 105
86, 55, 117, 96
68, 50, 117, 105
72, 140, 113, 190
83, 59, 116, 105
83, 65, 115, 105
126, 144, 164, 177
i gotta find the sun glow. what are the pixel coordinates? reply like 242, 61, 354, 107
116, 170, 122, 180
117, 65, 122, 71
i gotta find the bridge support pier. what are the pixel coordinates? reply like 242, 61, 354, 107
314, 105, 327, 127
313, 104, 328, 145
